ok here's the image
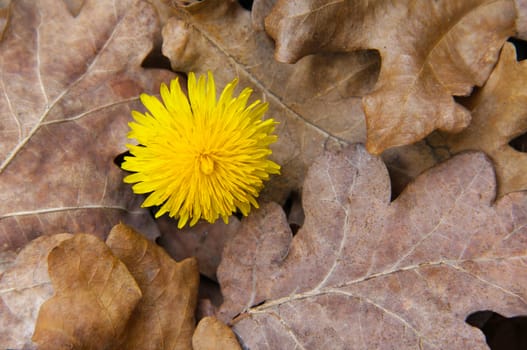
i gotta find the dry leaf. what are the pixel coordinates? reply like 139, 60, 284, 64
156, 0, 439, 269
0, 234, 71, 349
106, 223, 200, 350
32, 233, 142, 349
380, 141, 440, 199
0, 0, 11, 39
160, 0, 380, 204
4, 224, 202, 349
516, 0, 527, 39
0, 250, 15, 275
157, 216, 241, 280
217, 144, 527, 349
265, 0, 516, 154
0, 0, 175, 251
428, 42, 527, 198
192, 316, 241, 350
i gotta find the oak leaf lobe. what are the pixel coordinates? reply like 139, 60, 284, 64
217, 144, 527, 349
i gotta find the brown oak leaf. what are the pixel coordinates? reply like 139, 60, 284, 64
2, 224, 205, 349
0, 233, 71, 349
428, 42, 527, 198
217, 144, 527, 349
106, 223, 200, 350
32, 233, 142, 349
0, 0, 175, 251
265, 0, 516, 154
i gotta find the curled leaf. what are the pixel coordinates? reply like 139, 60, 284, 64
265, 0, 516, 153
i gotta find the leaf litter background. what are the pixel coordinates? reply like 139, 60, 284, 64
1, 0, 527, 349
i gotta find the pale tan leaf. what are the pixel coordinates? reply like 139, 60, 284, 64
192, 316, 242, 350
0, 234, 71, 349
217, 144, 527, 349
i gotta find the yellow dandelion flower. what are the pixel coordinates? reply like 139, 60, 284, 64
121, 72, 280, 228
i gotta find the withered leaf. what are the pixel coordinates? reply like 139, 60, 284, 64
0, 0, 174, 251
0, 233, 71, 349
429, 42, 527, 198
157, 216, 241, 280
516, 0, 527, 39
160, 0, 380, 204
265, 0, 516, 154
106, 223, 200, 350
32, 233, 142, 349
192, 316, 242, 350
217, 144, 527, 349
0, 0, 10, 39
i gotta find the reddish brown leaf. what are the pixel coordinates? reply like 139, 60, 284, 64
106, 223, 200, 350
429, 42, 527, 198
0, 234, 71, 349
265, 0, 516, 154
217, 144, 527, 349
32, 234, 142, 349
0, 0, 174, 251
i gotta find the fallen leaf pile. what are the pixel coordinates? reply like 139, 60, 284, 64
1, 223, 239, 349
1, 0, 527, 348
266, 0, 516, 154
429, 42, 527, 197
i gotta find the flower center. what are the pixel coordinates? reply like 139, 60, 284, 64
199, 154, 215, 175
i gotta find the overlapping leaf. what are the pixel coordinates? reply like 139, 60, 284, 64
106, 224, 200, 349
159, 0, 380, 204
217, 144, 527, 349
0, 0, 174, 251
265, 0, 516, 154
1, 224, 206, 349
429, 42, 527, 197
157, 216, 241, 280
0, 234, 71, 349
32, 234, 143, 349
